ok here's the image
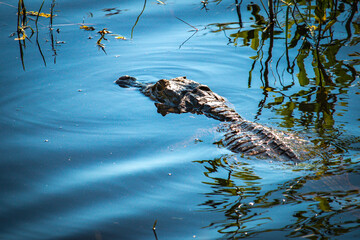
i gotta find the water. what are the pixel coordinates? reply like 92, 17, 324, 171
1, 0, 360, 239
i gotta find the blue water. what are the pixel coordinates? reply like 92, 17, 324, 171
1, 0, 360, 239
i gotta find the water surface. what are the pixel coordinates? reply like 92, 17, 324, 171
1, 0, 360, 239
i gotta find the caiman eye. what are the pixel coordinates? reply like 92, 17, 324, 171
199, 85, 211, 91
156, 84, 163, 91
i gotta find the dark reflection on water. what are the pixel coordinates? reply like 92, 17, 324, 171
208, 0, 360, 141
0, 0, 359, 239
196, 155, 360, 239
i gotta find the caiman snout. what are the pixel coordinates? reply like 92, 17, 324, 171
115, 75, 137, 88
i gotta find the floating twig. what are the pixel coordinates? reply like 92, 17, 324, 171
35, 0, 46, 66
50, 0, 55, 28
152, 219, 158, 240
97, 28, 111, 54
179, 30, 197, 49
17, 0, 27, 70
80, 25, 95, 31
201, 0, 209, 11
34, 0, 45, 25
152, 219, 157, 230
131, 0, 147, 39
176, 16, 199, 48
156, 0, 166, 5
175, 16, 198, 31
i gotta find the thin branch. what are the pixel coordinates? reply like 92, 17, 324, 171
179, 30, 198, 49
131, 0, 147, 39
175, 16, 198, 31
35, 0, 46, 66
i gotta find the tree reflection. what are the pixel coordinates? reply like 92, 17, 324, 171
195, 155, 360, 238
197, 2, 360, 237
207, 0, 360, 147
15, 0, 58, 69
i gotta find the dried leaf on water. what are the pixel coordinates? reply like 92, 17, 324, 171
14, 27, 27, 41
98, 28, 112, 35
23, 11, 55, 18
80, 25, 95, 31
14, 35, 26, 41
112, 34, 126, 40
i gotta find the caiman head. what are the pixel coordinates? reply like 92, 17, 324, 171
143, 76, 225, 116
115, 75, 139, 88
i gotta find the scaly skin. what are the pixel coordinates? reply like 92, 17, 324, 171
116, 75, 301, 162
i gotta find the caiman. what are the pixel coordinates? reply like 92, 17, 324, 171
116, 75, 303, 162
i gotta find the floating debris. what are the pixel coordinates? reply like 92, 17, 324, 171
98, 28, 112, 35
80, 25, 95, 31
152, 219, 157, 230
114, 35, 126, 40
97, 28, 111, 49
102, 7, 125, 17
201, 0, 209, 11
28, 11, 52, 18
14, 28, 27, 41
156, 0, 166, 5
14, 24, 32, 41
21, 11, 55, 18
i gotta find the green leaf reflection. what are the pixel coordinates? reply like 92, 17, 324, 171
207, 0, 360, 148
